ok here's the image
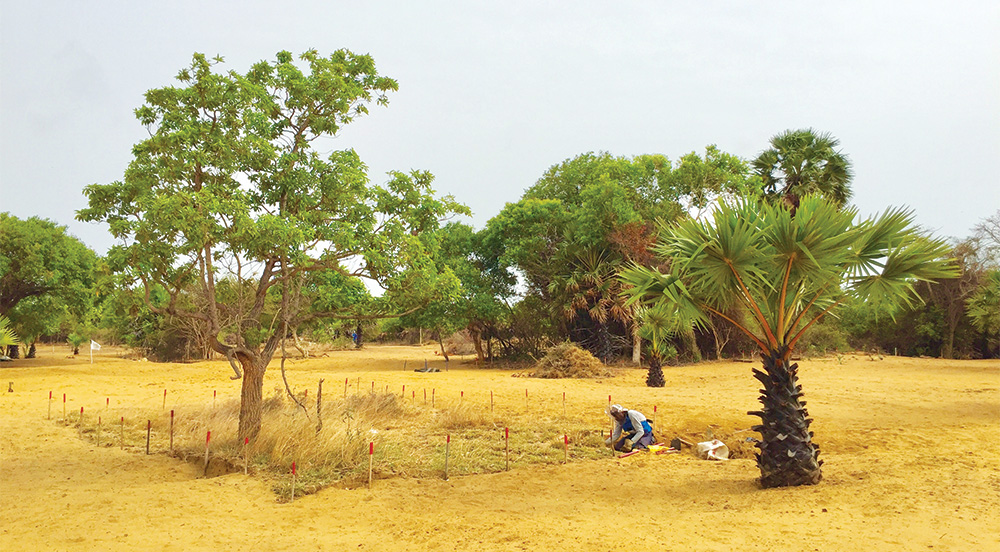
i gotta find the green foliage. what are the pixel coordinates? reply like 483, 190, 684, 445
0, 315, 19, 349
66, 331, 87, 354
967, 270, 1000, 334
0, 214, 99, 339
622, 196, 958, 358
967, 269, 1000, 355
753, 129, 853, 208
77, 50, 468, 440
482, 149, 755, 360
794, 320, 850, 356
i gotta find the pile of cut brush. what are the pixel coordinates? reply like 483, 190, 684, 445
530, 343, 616, 379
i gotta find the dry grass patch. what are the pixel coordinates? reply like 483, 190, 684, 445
530, 343, 616, 379
64, 387, 618, 501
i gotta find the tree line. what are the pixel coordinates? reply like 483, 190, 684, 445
1, 50, 997, 439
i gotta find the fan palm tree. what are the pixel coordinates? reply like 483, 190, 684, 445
621, 196, 956, 488
549, 248, 631, 362
753, 129, 853, 209
0, 315, 20, 355
637, 303, 682, 387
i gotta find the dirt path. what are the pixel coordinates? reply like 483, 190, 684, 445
2, 347, 997, 551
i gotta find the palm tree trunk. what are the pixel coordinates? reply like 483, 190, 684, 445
646, 356, 665, 387
748, 347, 822, 488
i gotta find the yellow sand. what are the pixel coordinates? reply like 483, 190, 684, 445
1, 345, 997, 551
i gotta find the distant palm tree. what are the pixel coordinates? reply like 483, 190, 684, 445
621, 196, 956, 488
549, 248, 631, 362
753, 129, 853, 209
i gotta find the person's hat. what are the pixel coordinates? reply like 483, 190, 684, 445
607, 404, 624, 416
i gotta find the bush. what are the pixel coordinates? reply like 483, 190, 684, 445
796, 323, 850, 356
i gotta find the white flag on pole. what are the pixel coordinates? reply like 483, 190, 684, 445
90, 340, 101, 351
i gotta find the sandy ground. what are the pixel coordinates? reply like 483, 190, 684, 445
1, 345, 998, 551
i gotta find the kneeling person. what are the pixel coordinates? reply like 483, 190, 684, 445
608, 404, 655, 452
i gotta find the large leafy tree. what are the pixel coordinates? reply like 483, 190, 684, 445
0, 214, 98, 316
622, 196, 956, 487
485, 149, 754, 360
78, 51, 467, 441
753, 129, 853, 209
0, 214, 99, 356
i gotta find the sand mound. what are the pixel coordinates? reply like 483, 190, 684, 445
530, 342, 615, 378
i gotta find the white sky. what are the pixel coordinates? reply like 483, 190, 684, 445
1, 1, 998, 254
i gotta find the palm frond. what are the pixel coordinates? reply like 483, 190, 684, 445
0, 315, 21, 348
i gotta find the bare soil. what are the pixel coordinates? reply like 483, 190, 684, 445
1, 345, 997, 551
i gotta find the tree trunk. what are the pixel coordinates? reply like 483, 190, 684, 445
748, 347, 822, 488
292, 327, 309, 359
942, 323, 956, 359
593, 322, 612, 363
632, 321, 641, 364
355, 323, 363, 349
26, 343, 36, 359
681, 328, 701, 362
7, 345, 19, 359
437, 331, 450, 362
646, 356, 665, 387
710, 322, 723, 360
237, 354, 267, 442
470, 328, 485, 362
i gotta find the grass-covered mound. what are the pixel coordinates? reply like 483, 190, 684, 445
67, 388, 610, 501
530, 343, 615, 379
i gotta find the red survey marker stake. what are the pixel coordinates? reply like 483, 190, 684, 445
48, 391, 52, 420
291, 462, 297, 501
564, 434, 569, 463
203, 430, 211, 475
505, 427, 510, 471
169, 410, 175, 453
368, 442, 374, 489
444, 434, 451, 480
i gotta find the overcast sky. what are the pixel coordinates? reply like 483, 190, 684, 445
2, 1, 998, 254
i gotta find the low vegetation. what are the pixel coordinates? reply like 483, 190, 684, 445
530, 343, 617, 379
